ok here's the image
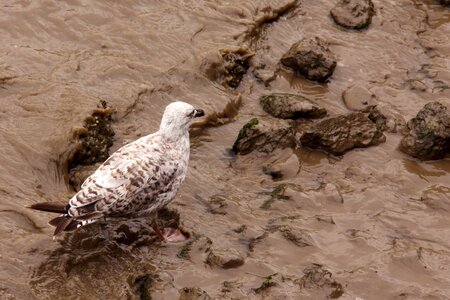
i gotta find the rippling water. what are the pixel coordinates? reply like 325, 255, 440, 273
0, 0, 449, 299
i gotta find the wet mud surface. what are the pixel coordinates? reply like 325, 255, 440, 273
0, 0, 449, 299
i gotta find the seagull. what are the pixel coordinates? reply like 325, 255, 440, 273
27, 101, 205, 240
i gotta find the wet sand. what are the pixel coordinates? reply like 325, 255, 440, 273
0, 0, 449, 299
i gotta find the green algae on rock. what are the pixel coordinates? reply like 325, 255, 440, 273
260, 93, 327, 119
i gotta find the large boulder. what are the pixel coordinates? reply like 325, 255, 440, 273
260, 93, 327, 119
280, 37, 337, 82
399, 102, 450, 160
330, 0, 375, 29
232, 118, 296, 155
299, 112, 385, 155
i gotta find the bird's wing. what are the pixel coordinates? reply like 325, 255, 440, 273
69, 140, 178, 217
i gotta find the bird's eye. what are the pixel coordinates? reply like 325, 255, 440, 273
187, 110, 195, 118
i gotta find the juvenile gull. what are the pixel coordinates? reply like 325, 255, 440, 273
27, 101, 205, 239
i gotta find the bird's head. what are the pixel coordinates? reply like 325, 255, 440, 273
159, 101, 205, 135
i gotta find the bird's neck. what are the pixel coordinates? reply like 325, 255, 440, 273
158, 126, 190, 147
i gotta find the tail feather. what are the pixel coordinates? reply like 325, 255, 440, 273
26, 201, 69, 214
51, 215, 74, 236
49, 216, 81, 235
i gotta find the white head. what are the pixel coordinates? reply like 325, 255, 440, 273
159, 101, 204, 136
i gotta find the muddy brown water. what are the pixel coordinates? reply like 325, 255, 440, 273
0, 0, 449, 299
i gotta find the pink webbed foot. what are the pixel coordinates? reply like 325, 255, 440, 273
163, 227, 187, 242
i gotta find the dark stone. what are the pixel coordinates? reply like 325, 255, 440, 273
330, 0, 375, 29
200, 48, 253, 89
260, 93, 327, 119
299, 112, 386, 155
221, 48, 253, 88
134, 274, 154, 300
399, 102, 450, 160
232, 118, 296, 155
178, 287, 211, 300
280, 37, 337, 82
439, 0, 450, 6
206, 248, 245, 269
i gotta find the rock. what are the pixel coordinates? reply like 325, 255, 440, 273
421, 185, 450, 212
262, 149, 300, 181
297, 264, 344, 298
253, 69, 277, 86
364, 105, 406, 133
330, 0, 375, 29
68, 163, 100, 191
200, 48, 254, 88
178, 287, 211, 300
299, 112, 386, 155
134, 274, 154, 300
342, 85, 377, 111
323, 183, 344, 203
399, 102, 450, 160
439, 0, 450, 6
260, 93, 327, 119
69, 103, 115, 169
280, 37, 337, 82
206, 248, 245, 269
221, 48, 253, 88
232, 118, 296, 155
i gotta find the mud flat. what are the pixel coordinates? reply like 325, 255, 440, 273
0, 0, 449, 299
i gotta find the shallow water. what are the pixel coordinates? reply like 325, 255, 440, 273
0, 0, 449, 299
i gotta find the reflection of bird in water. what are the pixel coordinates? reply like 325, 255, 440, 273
27, 101, 204, 240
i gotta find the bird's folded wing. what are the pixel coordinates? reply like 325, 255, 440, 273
69, 153, 163, 210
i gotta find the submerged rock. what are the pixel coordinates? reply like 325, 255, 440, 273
275, 225, 314, 247
178, 287, 211, 300
232, 118, 296, 155
280, 37, 337, 82
342, 85, 377, 111
297, 264, 344, 298
299, 112, 386, 155
399, 102, 450, 160
206, 247, 245, 269
69, 163, 101, 191
260, 93, 327, 119
134, 274, 154, 300
221, 48, 253, 88
364, 105, 406, 133
200, 48, 253, 88
330, 0, 375, 29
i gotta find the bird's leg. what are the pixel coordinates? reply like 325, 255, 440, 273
151, 219, 166, 241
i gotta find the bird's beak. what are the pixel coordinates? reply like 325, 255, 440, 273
193, 109, 205, 118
